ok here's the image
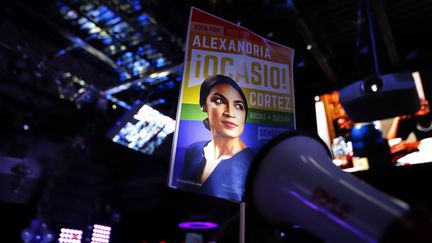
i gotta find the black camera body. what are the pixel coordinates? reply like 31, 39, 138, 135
339, 72, 420, 122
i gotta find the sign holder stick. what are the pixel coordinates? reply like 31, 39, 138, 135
240, 202, 246, 243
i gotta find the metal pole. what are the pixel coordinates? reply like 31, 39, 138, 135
240, 202, 246, 243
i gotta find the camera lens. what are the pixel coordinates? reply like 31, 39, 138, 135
361, 77, 383, 94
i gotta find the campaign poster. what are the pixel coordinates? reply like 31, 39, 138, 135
168, 7, 295, 202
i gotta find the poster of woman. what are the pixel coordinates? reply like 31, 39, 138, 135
169, 8, 295, 202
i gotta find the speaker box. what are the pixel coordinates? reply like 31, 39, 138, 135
339, 72, 420, 122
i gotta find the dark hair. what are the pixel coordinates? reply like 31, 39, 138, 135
200, 75, 248, 130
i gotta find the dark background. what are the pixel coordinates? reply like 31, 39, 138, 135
1, 0, 432, 242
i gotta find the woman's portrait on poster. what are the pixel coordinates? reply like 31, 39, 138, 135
178, 74, 254, 202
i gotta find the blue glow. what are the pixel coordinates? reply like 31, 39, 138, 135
88, 6, 109, 20
105, 94, 132, 110
132, 59, 150, 76
57, 49, 66, 56
119, 72, 131, 81
129, 0, 142, 11
112, 22, 129, 33
136, 46, 145, 54
87, 9, 101, 18
106, 16, 121, 26
66, 10, 78, 19
100, 36, 113, 45
72, 37, 84, 45
165, 81, 176, 89
88, 33, 99, 40
296, 60, 305, 68
124, 52, 133, 59
137, 14, 150, 26
159, 75, 169, 81
80, 21, 95, 31
156, 57, 167, 68
59, 5, 69, 13
360, 45, 369, 54
99, 9, 115, 21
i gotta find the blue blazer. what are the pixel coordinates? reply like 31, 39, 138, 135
179, 140, 254, 202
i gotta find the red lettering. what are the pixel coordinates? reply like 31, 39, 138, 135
310, 187, 353, 220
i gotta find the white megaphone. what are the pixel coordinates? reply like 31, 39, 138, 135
246, 130, 432, 243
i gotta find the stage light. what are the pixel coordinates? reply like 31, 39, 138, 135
58, 228, 82, 243
90, 224, 111, 243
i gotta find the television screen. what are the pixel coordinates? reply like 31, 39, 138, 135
107, 102, 175, 155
